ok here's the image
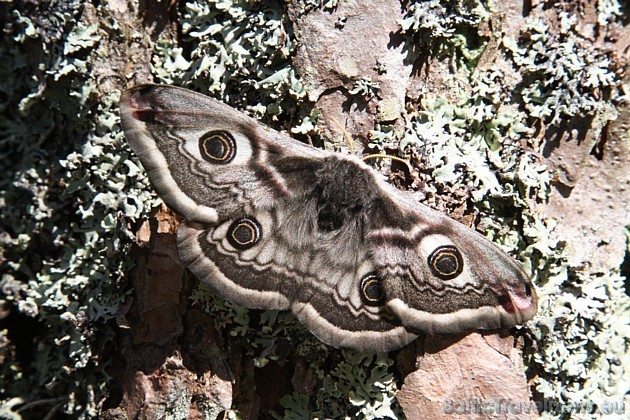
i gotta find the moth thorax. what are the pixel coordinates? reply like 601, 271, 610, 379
315, 157, 376, 232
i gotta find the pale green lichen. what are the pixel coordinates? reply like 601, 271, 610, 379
398, 0, 493, 69
191, 280, 320, 368
3, 0, 627, 419
277, 352, 401, 419
0, 1, 149, 417
291, 0, 343, 16
401, 67, 537, 202
151, 0, 320, 143
349, 76, 380, 101
499, 9, 628, 417
152, 0, 312, 125
502, 14, 618, 127
398, 3, 628, 417
528, 269, 629, 418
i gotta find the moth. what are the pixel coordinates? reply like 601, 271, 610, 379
120, 84, 537, 352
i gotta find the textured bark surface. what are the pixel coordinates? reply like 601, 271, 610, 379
287, 0, 410, 146
535, 106, 629, 272
397, 333, 536, 419
2, 0, 627, 418
107, 0, 627, 418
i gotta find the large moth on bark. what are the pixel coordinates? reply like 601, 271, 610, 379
120, 85, 537, 352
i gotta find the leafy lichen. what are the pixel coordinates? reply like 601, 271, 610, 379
2, 0, 627, 418
349, 76, 381, 101
502, 13, 619, 127
399, 0, 493, 69
151, 0, 321, 143
0, 1, 150, 417
398, 2, 628, 417
277, 352, 401, 419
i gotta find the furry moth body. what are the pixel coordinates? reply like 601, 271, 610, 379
120, 84, 537, 352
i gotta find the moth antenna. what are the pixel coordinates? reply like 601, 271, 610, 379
329, 114, 408, 166
362, 154, 409, 165
329, 115, 355, 153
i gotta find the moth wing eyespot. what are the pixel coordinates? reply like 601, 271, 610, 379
199, 130, 237, 164
227, 217, 262, 250
360, 273, 385, 306
428, 245, 463, 280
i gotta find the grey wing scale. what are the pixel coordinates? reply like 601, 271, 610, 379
120, 84, 326, 224
366, 187, 537, 336
120, 84, 537, 353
